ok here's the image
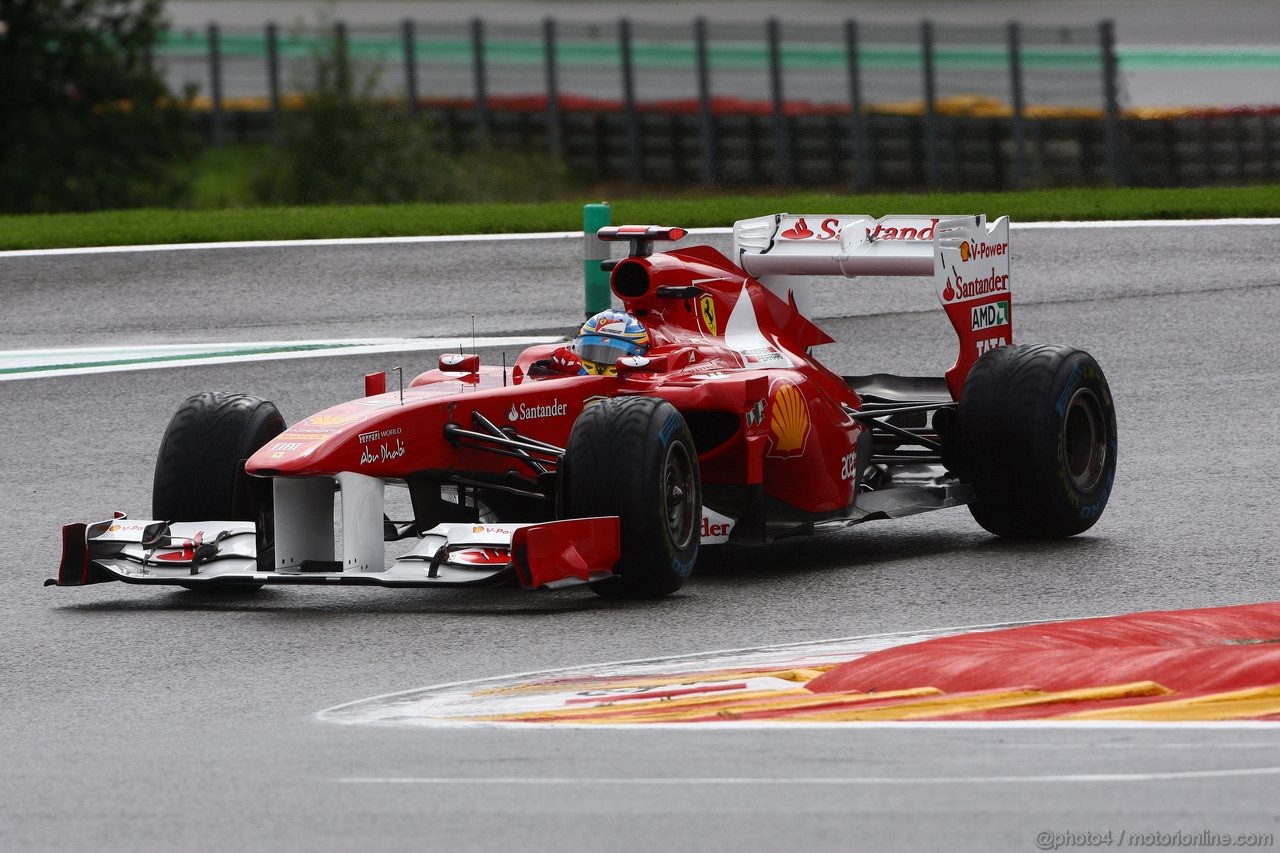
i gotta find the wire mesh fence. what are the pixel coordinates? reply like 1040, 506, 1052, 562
159, 17, 1115, 111
156, 15, 1280, 189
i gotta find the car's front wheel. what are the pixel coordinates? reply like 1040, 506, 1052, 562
561, 397, 701, 598
153, 392, 284, 593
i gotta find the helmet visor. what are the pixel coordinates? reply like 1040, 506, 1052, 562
576, 334, 644, 368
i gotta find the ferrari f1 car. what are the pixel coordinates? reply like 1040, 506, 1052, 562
51, 213, 1116, 599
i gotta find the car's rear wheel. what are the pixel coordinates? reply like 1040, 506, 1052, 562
153, 392, 284, 592
561, 397, 701, 598
954, 344, 1117, 538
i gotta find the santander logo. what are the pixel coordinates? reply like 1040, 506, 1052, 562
780, 219, 814, 239
867, 218, 938, 241
779, 217, 842, 240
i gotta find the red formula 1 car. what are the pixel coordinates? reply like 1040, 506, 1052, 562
52, 213, 1117, 598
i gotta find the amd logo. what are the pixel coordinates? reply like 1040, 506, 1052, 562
970, 300, 1009, 332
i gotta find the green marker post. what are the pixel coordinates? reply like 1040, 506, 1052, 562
582, 202, 611, 318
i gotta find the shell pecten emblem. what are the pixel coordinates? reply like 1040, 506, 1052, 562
768, 381, 811, 458
305, 414, 363, 427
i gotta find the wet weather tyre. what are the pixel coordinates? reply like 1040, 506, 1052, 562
562, 397, 701, 599
153, 392, 285, 522
954, 344, 1116, 538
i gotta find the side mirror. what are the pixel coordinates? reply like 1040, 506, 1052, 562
439, 353, 481, 374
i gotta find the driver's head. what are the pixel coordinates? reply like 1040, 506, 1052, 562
575, 309, 650, 376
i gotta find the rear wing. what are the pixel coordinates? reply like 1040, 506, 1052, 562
732, 213, 1011, 399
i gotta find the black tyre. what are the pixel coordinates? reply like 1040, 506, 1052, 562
954, 344, 1116, 538
153, 392, 285, 522
562, 397, 701, 598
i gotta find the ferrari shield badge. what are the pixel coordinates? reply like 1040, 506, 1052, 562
699, 294, 718, 337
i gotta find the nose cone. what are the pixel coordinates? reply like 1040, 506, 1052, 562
246, 406, 384, 476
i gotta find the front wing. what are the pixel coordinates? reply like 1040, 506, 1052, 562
50, 515, 620, 591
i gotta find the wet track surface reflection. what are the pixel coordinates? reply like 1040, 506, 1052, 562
3, 224, 1280, 851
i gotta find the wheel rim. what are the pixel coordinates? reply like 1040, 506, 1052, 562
663, 441, 697, 550
1063, 387, 1107, 491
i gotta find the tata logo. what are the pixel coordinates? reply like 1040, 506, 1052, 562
976, 337, 1008, 356
970, 300, 1009, 332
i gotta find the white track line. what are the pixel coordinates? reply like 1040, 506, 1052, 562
0, 335, 562, 381
0, 230, 583, 258
336, 766, 1280, 785
3, 219, 1277, 258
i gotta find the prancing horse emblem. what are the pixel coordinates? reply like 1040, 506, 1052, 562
699, 294, 717, 337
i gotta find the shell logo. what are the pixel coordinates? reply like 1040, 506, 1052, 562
768, 382, 811, 458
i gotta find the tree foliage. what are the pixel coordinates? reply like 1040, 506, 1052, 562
255, 37, 571, 206
0, 0, 194, 212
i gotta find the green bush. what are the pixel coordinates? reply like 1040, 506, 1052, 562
0, 0, 195, 212
254, 39, 571, 206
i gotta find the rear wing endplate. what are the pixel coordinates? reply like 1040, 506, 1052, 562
732, 213, 1012, 399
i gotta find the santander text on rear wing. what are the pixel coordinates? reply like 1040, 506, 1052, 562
732, 213, 1012, 398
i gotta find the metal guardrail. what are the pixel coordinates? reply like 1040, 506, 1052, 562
159, 16, 1128, 188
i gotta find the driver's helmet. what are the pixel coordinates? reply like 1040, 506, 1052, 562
575, 309, 650, 376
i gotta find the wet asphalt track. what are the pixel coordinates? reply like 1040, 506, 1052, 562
3, 224, 1280, 851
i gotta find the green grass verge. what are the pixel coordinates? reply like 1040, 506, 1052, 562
188, 144, 271, 209
3, 185, 1278, 251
